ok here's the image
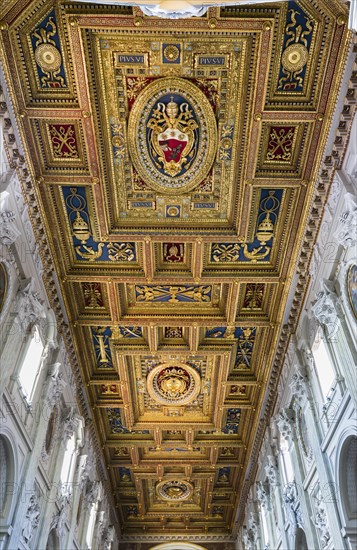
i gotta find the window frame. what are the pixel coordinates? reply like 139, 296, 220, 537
17, 324, 45, 405
311, 326, 337, 403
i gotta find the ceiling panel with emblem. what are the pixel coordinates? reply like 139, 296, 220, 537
0, 0, 350, 544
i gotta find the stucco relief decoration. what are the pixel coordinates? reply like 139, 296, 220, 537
147, 362, 201, 406
128, 77, 217, 193
15, 281, 46, 332
265, 455, 279, 485
156, 479, 193, 501
334, 192, 357, 247
289, 366, 308, 404
296, 408, 313, 461
0, 193, 21, 246
256, 481, 272, 510
21, 493, 40, 544
276, 407, 295, 441
283, 480, 304, 530
312, 280, 341, 339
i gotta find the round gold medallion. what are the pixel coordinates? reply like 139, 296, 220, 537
220, 137, 233, 150
281, 43, 308, 72
112, 134, 124, 148
163, 45, 180, 61
156, 479, 193, 502
34, 43, 62, 72
147, 362, 201, 406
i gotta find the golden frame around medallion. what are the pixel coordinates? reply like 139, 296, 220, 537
156, 479, 194, 502
127, 77, 217, 194
147, 362, 201, 406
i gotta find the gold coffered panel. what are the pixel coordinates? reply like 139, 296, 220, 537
0, 0, 349, 540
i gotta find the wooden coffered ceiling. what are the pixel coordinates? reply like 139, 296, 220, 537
0, 0, 350, 544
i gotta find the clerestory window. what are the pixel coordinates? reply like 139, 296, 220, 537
312, 328, 335, 399
18, 325, 44, 403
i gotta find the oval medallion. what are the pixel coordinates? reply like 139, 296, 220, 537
147, 362, 201, 406
156, 479, 193, 502
128, 77, 217, 194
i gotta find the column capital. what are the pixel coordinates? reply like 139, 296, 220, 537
14, 280, 46, 333
275, 408, 295, 442
311, 280, 341, 338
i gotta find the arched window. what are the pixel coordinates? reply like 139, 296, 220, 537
260, 505, 270, 547
46, 528, 60, 550
295, 527, 308, 550
60, 432, 76, 486
18, 325, 44, 403
0, 435, 15, 524
0, 436, 9, 515
312, 328, 335, 399
85, 502, 97, 548
339, 435, 357, 521
280, 434, 294, 484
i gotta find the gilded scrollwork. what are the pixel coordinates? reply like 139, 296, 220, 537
135, 284, 212, 303
210, 190, 282, 263
278, 4, 315, 93
63, 187, 137, 263
31, 11, 67, 89
107, 243, 136, 262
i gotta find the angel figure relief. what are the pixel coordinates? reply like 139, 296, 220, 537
147, 96, 199, 177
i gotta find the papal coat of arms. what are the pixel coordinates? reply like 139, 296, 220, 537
147, 95, 198, 177
128, 78, 217, 194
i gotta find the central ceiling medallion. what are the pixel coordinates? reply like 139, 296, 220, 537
156, 479, 193, 502
128, 77, 217, 194
147, 362, 201, 406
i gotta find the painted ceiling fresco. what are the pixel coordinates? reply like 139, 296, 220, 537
0, 0, 350, 544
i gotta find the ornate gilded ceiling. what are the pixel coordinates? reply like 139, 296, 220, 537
0, 0, 350, 543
